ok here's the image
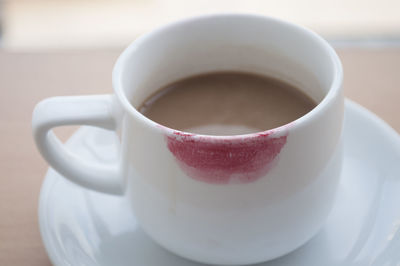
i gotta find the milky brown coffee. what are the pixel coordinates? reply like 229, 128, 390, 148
138, 72, 317, 135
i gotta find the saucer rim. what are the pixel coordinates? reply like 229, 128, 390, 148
38, 99, 400, 266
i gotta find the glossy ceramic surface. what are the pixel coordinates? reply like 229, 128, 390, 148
34, 15, 344, 263
39, 100, 400, 266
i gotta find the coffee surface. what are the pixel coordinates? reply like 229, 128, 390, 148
138, 72, 317, 135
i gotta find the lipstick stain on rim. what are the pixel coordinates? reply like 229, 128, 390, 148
165, 128, 289, 184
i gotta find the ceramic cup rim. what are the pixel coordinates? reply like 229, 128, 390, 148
112, 13, 343, 139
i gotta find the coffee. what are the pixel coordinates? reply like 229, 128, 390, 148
138, 72, 317, 135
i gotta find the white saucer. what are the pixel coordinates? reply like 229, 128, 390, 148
39, 100, 400, 266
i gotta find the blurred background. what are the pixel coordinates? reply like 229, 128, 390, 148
1, 0, 399, 50
1, 1, 400, 266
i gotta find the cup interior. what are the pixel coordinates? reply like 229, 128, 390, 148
113, 14, 342, 127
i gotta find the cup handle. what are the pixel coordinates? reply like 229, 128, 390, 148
32, 94, 124, 195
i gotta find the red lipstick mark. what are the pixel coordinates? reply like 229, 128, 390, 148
166, 130, 288, 184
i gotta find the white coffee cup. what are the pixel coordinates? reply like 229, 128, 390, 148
33, 14, 343, 265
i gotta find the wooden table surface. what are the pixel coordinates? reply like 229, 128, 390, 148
0, 47, 399, 266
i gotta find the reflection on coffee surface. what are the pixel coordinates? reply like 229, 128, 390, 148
138, 72, 317, 135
